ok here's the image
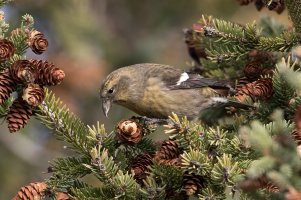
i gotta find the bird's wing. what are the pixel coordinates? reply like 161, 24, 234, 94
162, 70, 231, 90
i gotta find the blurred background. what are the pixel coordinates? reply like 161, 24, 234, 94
0, 0, 290, 198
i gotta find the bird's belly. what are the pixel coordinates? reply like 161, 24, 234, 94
135, 88, 204, 120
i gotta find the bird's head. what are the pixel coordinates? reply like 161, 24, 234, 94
100, 68, 133, 117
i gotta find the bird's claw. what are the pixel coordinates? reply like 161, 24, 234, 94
131, 116, 170, 125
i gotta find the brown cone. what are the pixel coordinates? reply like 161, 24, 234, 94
293, 103, 301, 146
56, 192, 70, 200
243, 61, 262, 81
252, 78, 273, 98
274, 3, 285, 14
0, 69, 15, 104
184, 29, 206, 65
12, 182, 48, 200
255, 0, 265, 10
0, 38, 15, 62
266, 0, 285, 14
10, 60, 36, 83
292, 130, 301, 146
22, 83, 45, 106
286, 190, 301, 200
248, 50, 272, 63
239, 176, 279, 193
237, 0, 285, 13
30, 59, 65, 86
27, 30, 48, 54
154, 140, 183, 166
130, 154, 153, 185
156, 157, 182, 166
116, 119, 142, 144
183, 173, 204, 196
7, 97, 33, 133
235, 77, 252, 102
261, 68, 274, 77
294, 104, 301, 132
154, 140, 183, 160
235, 78, 273, 102
236, 77, 251, 89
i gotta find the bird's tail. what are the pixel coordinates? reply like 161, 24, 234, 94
199, 97, 254, 124
209, 97, 253, 108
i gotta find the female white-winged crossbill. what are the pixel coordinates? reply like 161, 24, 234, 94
100, 63, 249, 121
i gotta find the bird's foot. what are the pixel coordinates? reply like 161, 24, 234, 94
131, 116, 170, 126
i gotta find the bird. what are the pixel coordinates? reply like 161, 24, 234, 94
100, 63, 250, 122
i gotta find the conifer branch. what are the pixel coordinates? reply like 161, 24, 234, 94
36, 88, 93, 156
0, 0, 12, 8
5, 0, 301, 199
0, 96, 12, 117
50, 157, 91, 178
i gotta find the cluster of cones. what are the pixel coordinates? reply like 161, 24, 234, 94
0, 30, 65, 132
13, 182, 69, 200
115, 119, 204, 197
235, 58, 274, 103
237, 0, 285, 14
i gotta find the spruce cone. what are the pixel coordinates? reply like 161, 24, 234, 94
236, 77, 250, 90
56, 192, 70, 200
252, 78, 273, 98
0, 69, 15, 104
286, 190, 301, 200
12, 182, 48, 200
293, 103, 301, 146
248, 50, 272, 63
10, 60, 37, 83
235, 78, 273, 102
184, 28, 206, 65
295, 104, 301, 132
166, 190, 188, 200
235, 83, 254, 102
7, 97, 33, 133
22, 83, 45, 106
116, 119, 142, 144
0, 38, 15, 62
243, 61, 262, 81
266, 0, 285, 14
254, 0, 265, 10
154, 140, 183, 166
156, 157, 182, 166
183, 173, 204, 196
130, 154, 153, 184
239, 176, 279, 193
261, 68, 274, 77
30, 59, 65, 86
27, 30, 48, 54
274, 3, 285, 14
155, 140, 183, 160
292, 130, 301, 146
237, 0, 285, 13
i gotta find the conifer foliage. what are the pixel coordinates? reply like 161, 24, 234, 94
2, 0, 301, 199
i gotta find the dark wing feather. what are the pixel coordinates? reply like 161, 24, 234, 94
165, 72, 231, 90
143, 64, 231, 90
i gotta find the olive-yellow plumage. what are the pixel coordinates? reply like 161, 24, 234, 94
100, 63, 246, 120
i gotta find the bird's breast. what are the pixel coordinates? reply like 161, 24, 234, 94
128, 78, 207, 119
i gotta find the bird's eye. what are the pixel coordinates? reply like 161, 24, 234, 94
108, 88, 114, 94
